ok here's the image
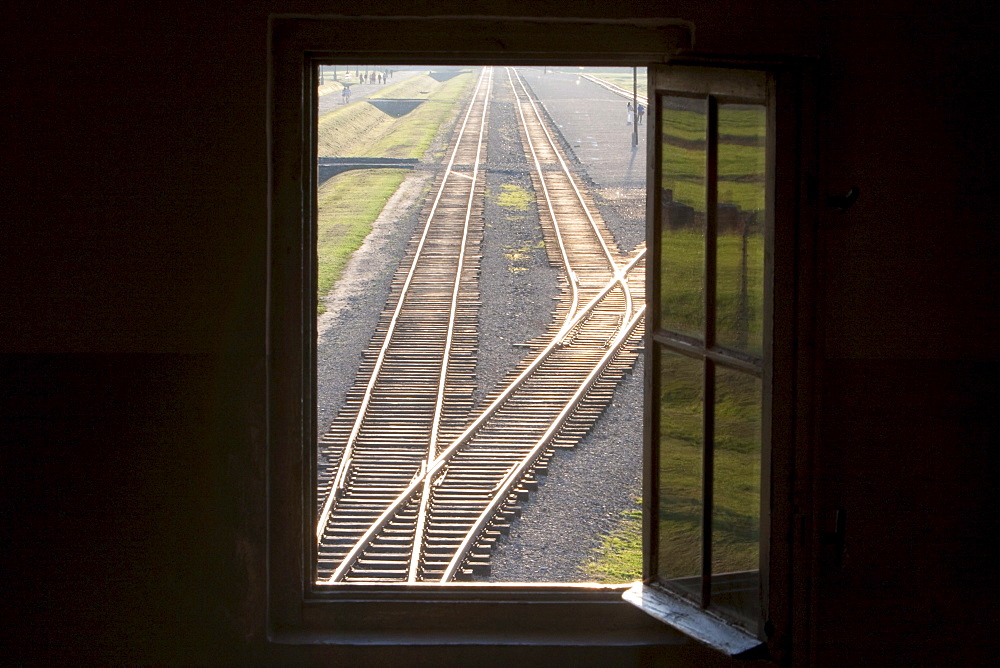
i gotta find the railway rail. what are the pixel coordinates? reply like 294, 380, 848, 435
316, 66, 645, 583
580, 73, 649, 107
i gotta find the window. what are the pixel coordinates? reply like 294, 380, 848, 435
622, 66, 775, 657
268, 16, 813, 660
313, 64, 649, 586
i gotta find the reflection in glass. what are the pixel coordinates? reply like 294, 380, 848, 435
715, 104, 766, 357
659, 95, 706, 339
657, 349, 703, 600
710, 365, 761, 629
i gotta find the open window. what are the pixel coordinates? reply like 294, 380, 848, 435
269, 16, 813, 661
622, 64, 807, 658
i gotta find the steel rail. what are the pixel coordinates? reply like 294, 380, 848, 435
504, 68, 580, 327
408, 69, 493, 582
439, 306, 646, 581
508, 69, 635, 318
316, 66, 493, 540
580, 73, 649, 106
508, 69, 622, 277
321, 253, 644, 583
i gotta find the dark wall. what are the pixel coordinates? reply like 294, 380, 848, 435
2, 1, 996, 664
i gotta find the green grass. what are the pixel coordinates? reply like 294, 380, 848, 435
656, 352, 761, 579
364, 74, 476, 159
317, 72, 475, 159
663, 106, 765, 141
494, 184, 532, 211
317, 80, 344, 94
716, 233, 764, 355
583, 353, 762, 583
316, 169, 408, 313
710, 371, 761, 574
662, 144, 766, 213
315, 70, 475, 311
581, 503, 643, 583
658, 229, 705, 337
583, 100, 765, 584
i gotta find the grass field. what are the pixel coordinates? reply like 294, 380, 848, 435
316, 169, 409, 310
316, 70, 475, 313
581, 503, 643, 583
317, 72, 475, 159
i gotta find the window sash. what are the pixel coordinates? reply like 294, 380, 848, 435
645, 64, 773, 635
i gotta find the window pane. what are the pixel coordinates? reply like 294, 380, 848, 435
715, 103, 765, 357
659, 95, 706, 339
710, 365, 761, 628
657, 348, 703, 600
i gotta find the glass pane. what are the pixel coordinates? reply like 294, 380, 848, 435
710, 365, 762, 629
657, 348, 703, 600
715, 103, 766, 357
659, 95, 707, 339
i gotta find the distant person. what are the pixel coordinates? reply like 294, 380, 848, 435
627, 101, 634, 125
637, 103, 645, 124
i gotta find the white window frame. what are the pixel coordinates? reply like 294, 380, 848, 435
267, 15, 816, 660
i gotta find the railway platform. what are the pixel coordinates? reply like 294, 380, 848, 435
517, 69, 647, 193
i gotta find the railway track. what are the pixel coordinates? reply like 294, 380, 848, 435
580, 73, 648, 106
316, 66, 645, 583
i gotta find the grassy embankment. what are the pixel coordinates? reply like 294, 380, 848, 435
317, 81, 344, 97
582, 104, 766, 583
316, 71, 475, 313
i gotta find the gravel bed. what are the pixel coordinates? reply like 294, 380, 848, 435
486, 70, 645, 582
316, 67, 646, 583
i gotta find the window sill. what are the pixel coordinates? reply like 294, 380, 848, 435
622, 583, 767, 659
271, 584, 702, 648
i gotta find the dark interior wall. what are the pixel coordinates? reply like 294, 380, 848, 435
1, 1, 995, 664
